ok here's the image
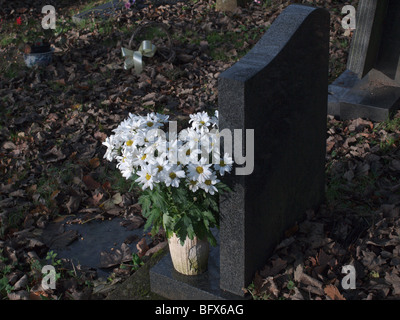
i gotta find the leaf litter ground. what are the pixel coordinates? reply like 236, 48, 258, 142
2, 0, 399, 300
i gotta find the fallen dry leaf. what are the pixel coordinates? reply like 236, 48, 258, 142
82, 175, 101, 190
66, 196, 81, 214
145, 241, 168, 256
92, 193, 104, 206
99, 243, 132, 268
89, 157, 100, 169
136, 238, 149, 258
324, 285, 346, 300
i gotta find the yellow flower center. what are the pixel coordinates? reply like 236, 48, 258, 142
189, 180, 197, 186
205, 180, 212, 186
141, 154, 147, 160
186, 149, 191, 156
157, 165, 163, 172
147, 121, 154, 127
220, 160, 226, 167
169, 172, 177, 179
145, 173, 151, 181
126, 140, 133, 146
200, 121, 205, 125
196, 166, 203, 174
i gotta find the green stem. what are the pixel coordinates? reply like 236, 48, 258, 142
165, 186, 180, 215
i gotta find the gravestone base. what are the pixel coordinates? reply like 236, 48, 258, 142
328, 69, 400, 121
150, 231, 246, 300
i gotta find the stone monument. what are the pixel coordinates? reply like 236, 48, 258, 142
328, 0, 400, 121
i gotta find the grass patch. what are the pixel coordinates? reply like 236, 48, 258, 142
2, 63, 22, 79
135, 26, 169, 43
172, 24, 269, 62
110, 170, 132, 193
0, 35, 16, 47
374, 115, 400, 133
371, 115, 400, 153
326, 175, 349, 205
35, 161, 78, 210
207, 25, 269, 61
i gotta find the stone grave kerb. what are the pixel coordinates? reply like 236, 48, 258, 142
149, 4, 330, 299
328, 0, 400, 121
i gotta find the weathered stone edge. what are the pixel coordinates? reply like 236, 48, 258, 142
106, 247, 169, 300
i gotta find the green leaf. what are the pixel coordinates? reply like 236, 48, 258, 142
187, 223, 195, 240
208, 234, 217, 247
163, 213, 173, 229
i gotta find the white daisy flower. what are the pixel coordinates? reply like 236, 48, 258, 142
214, 152, 233, 176
178, 142, 201, 165
139, 112, 166, 130
166, 138, 180, 165
133, 150, 150, 167
152, 157, 170, 182
104, 110, 232, 194
189, 111, 211, 132
187, 158, 213, 183
132, 130, 146, 147
187, 178, 200, 192
199, 129, 220, 158
164, 164, 185, 188
186, 128, 201, 150
103, 135, 121, 161
155, 113, 169, 123
136, 164, 159, 190
210, 110, 219, 128
116, 155, 135, 179
199, 173, 219, 195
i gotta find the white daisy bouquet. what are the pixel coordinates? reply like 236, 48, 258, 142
103, 111, 233, 246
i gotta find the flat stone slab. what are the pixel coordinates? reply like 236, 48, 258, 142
106, 247, 168, 300
43, 216, 150, 278
72, 0, 124, 23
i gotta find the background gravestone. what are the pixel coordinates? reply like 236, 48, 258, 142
328, 0, 400, 121
150, 4, 329, 299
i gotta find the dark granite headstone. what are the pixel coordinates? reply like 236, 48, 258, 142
218, 4, 329, 297
328, 0, 400, 121
150, 4, 329, 299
